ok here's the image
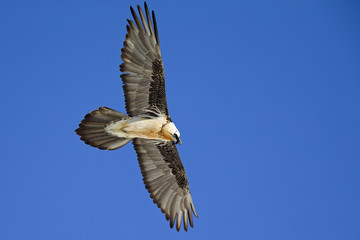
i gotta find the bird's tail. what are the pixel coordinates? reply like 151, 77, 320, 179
75, 107, 133, 150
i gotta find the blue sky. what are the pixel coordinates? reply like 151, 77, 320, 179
1, 0, 359, 239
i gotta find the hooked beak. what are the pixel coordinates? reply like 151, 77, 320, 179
174, 134, 182, 145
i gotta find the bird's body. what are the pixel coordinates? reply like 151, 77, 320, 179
75, 2, 197, 232
105, 113, 177, 142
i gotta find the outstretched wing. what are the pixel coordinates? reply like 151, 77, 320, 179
133, 138, 198, 231
120, 3, 169, 117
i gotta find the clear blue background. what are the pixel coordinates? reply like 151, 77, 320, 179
1, 0, 359, 239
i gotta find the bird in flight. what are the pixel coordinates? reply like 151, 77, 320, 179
75, 2, 197, 231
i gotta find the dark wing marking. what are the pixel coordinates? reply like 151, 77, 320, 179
133, 138, 198, 231
120, 3, 169, 117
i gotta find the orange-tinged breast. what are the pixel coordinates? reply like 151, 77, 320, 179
160, 123, 175, 141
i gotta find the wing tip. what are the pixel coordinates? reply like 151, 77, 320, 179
191, 203, 198, 218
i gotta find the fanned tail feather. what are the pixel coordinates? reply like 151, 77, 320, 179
75, 107, 133, 150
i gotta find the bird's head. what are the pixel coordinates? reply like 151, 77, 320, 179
163, 122, 182, 145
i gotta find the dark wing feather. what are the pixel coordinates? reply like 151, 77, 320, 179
120, 3, 168, 117
133, 138, 198, 231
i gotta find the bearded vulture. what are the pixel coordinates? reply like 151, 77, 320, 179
75, 2, 197, 232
